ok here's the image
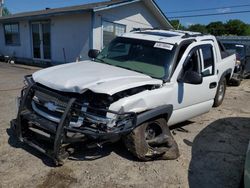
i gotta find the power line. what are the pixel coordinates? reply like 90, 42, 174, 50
169, 10, 250, 19
167, 4, 250, 14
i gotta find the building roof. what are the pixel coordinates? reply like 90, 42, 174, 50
0, 0, 172, 29
0, 0, 126, 21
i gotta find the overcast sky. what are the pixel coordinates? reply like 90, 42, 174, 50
4, 0, 250, 26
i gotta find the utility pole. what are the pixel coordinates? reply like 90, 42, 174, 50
0, 0, 4, 17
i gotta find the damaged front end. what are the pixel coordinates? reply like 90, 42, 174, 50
11, 75, 139, 165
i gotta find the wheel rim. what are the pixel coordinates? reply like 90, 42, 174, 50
218, 82, 225, 102
145, 122, 162, 145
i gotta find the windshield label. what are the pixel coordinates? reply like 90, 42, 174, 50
154, 43, 174, 50
235, 44, 244, 48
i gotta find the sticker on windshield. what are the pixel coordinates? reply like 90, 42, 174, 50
154, 43, 174, 50
235, 44, 244, 48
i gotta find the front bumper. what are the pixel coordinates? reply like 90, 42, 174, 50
12, 82, 137, 165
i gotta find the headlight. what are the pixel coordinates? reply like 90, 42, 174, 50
24, 75, 35, 87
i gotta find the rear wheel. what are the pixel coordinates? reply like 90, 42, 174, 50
124, 118, 179, 161
213, 77, 226, 107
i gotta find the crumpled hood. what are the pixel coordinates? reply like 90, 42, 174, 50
32, 61, 162, 95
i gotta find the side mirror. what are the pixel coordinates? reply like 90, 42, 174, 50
178, 70, 203, 85
88, 49, 100, 59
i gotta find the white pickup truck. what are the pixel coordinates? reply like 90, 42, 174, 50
11, 29, 236, 165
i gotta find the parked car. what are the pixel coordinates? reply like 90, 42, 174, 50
221, 41, 250, 85
11, 29, 236, 165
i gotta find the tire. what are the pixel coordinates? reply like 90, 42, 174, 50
124, 118, 180, 161
213, 77, 226, 107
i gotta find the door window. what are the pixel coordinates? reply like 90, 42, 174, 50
183, 49, 201, 73
200, 45, 215, 76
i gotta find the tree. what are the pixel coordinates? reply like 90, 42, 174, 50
225, 19, 248, 36
189, 24, 207, 33
245, 25, 250, 35
206, 21, 226, 36
169, 20, 186, 30
2, 7, 11, 16
172, 19, 250, 36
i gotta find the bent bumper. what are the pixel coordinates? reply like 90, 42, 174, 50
12, 83, 137, 165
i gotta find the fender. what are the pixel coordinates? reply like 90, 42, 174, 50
136, 105, 173, 126
220, 68, 233, 81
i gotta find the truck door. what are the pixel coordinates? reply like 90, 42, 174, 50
168, 41, 218, 125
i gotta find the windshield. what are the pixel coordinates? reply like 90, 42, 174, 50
95, 37, 176, 79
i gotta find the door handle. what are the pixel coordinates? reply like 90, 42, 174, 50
209, 82, 217, 89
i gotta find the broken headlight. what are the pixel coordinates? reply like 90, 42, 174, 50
24, 75, 35, 87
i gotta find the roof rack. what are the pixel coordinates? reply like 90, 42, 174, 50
168, 29, 204, 38
181, 33, 204, 39
130, 27, 160, 32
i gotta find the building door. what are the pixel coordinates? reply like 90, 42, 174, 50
31, 22, 51, 60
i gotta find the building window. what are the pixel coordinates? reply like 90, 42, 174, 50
103, 21, 126, 48
4, 23, 20, 45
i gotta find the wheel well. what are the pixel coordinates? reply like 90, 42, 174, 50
137, 113, 169, 126
220, 68, 233, 85
225, 73, 231, 85
136, 105, 173, 126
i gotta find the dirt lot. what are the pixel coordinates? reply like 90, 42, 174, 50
0, 62, 249, 188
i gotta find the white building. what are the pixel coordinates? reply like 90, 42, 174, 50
0, 0, 172, 66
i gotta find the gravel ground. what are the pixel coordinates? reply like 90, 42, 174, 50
0, 62, 249, 188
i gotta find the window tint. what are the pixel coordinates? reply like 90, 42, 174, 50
176, 42, 192, 64
4, 23, 20, 45
97, 37, 177, 79
108, 42, 130, 59
201, 45, 214, 76
183, 50, 201, 73
103, 21, 126, 48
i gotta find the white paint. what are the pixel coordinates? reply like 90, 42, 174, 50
106, 38, 235, 124
30, 30, 236, 128
168, 100, 213, 125
32, 60, 162, 95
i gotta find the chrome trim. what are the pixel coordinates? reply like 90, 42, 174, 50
32, 101, 116, 128
32, 101, 83, 127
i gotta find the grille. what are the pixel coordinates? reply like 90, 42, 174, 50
31, 88, 80, 125
34, 90, 68, 109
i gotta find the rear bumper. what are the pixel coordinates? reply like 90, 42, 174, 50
230, 65, 244, 82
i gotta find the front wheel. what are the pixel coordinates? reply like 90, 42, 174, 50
123, 118, 180, 161
213, 77, 226, 107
